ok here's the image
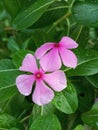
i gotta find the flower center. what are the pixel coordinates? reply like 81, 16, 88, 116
35, 72, 42, 79
54, 43, 60, 48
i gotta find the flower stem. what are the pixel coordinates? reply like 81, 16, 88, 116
41, 106, 44, 116
20, 115, 31, 123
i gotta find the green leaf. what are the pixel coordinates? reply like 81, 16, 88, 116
86, 74, 98, 88
65, 49, 98, 76
0, 113, 16, 128
30, 103, 55, 122
52, 82, 78, 114
32, 1, 68, 28
74, 77, 95, 112
12, 50, 34, 68
73, 125, 84, 130
10, 128, 19, 130
0, 59, 19, 102
7, 37, 20, 52
81, 102, 98, 129
1, 0, 21, 18
29, 115, 61, 130
73, 2, 98, 27
13, 0, 55, 30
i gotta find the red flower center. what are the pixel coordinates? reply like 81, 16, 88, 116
54, 43, 60, 48
35, 72, 43, 79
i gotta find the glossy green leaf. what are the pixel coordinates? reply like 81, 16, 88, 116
13, 0, 55, 30
1, 0, 21, 18
74, 78, 95, 112
0, 59, 19, 102
32, 1, 68, 28
81, 102, 98, 129
65, 49, 98, 76
29, 115, 61, 130
73, 2, 98, 27
86, 74, 98, 88
52, 82, 78, 114
30, 103, 55, 122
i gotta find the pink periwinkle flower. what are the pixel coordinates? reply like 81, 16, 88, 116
16, 54, 67, 106
35, 36, 78, 72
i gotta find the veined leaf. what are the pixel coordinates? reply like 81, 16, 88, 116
13, 0, 55, 30
29, 115, 61, 130
52, 82, 78, 114
0, 59, 20, 102
65, 49, 98, 76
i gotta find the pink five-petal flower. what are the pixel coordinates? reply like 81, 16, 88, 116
16, 54, 67, 106
35, 36, 78, 72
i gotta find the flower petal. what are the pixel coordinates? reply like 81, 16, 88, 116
44, 70, 67, 92
20, 54, 38, 73
59, 36, 78, 49
40, 49, 61, 72
60, 48, 78, 68
35, 42, 54, 59
33, 80, 54, 106
16, 74, 35, 96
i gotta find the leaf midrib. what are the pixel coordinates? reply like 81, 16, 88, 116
15, 0, 55, 25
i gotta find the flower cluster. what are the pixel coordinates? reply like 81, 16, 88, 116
16, 36, 78, 106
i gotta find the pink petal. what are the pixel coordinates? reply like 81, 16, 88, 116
59, 36, 78, 49
40, 49, 61, 72
60, 48, 78, 68
16, 74, 35, 96
19, 54, 38, 73
33, 80, 54, 106
35, 42, 54, 59
44, 70, 67, 92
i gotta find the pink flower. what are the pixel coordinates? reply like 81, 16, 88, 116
35, 36, 78, 72
16, 54, 67, 106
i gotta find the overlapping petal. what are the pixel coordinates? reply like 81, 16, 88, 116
59, 36, 78, 49
59, 48, 78, 68
16, 74, 35, 96
20, 54, 38, 73
40, 48, 61, 72
33, 80, 54, 106
35, 42, 54, 59
44, 70, 67, 92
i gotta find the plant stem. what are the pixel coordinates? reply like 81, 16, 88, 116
75, 25, 83, 41
20, 115, 31, 123
41, 106, 43, 116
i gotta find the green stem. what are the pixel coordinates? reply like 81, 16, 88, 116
75, 25, 83, 41
47, 0, 76, 33
41, 106, 43, 116
66, 18, 70, 36
20, 115, 31, 123
47, 12, 71, 33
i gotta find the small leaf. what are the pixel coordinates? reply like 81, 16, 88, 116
29, 115, 61, 130
52, 82, 78, 114
7, 37, 20, 52
13, 0, 55, 30
73, 124, 84, 130
81, 102, 98, 129
0, 113, 16, 128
